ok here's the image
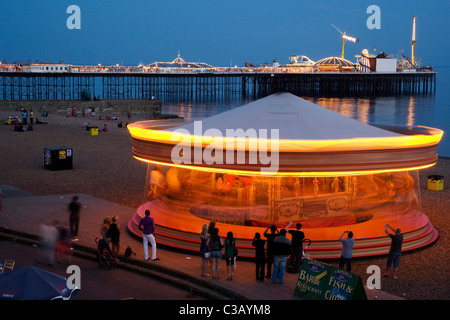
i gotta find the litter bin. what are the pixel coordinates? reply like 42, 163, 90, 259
427, 175, 444, 191
89, 127, 98, 136
44, 147, 73, 171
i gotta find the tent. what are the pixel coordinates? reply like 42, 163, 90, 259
0, 265, 78, 300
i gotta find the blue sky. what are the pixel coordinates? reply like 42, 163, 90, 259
1, 0, 449, 67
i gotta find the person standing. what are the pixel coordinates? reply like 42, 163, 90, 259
149, 166, 164, 199
22, 109, 28, 125
54, 220, 71, 264
199, 224, 210, 277
338, 230, 355, 272
138, 209, 159, 261
38, 221, 58, 265
252, 232, 266, 281
224, 231, 236, 280
29, 110, 34, 125
207, 227, 224, 280
208, 221, 216, 235
207, 221, 216, 268
68, 196, 81, 241
271, 229, 292, 284
313, 177, 319, 196
384, 224, 403, 279
264, 225, 279, 279
100, 216, 111, 243
286, 222, 305, 273
109, 216, 121, 259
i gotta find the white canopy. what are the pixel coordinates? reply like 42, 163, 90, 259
169, 92, 402, 140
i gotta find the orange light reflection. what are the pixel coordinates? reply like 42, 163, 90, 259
133, 155, 436, 177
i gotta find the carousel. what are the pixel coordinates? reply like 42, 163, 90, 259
127, 92, 443, 258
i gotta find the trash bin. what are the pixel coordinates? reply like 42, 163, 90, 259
427, 175, 444, 191
89, 127, 98, 136
44, 147, 73, 171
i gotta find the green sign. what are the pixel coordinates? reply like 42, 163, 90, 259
294, 259, 367, 300
294, 259, 330, 300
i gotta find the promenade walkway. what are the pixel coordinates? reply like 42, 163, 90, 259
0, 185, 401, 300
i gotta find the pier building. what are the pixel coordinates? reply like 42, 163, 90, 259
313, 56, 356, 72
148, 53, 215, 74
0, 49, 437, 100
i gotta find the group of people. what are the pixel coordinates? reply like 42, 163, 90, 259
197, 221, 404, 284
4, 108, 35, 132
337, 224, 404, 279
99, 215, 122, 259
54, 195, 405, 282
200, 221, 238, 280
256, 222, 305, 284
37, 219, 72, 266
65, 197, 161, 263
68, 195, 124, 260
3, 115, 21, 125
198, 221, 306, 284
35, 195, 83, 265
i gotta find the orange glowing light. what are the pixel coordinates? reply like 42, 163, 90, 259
132, 155, 437, 177
128, 122, 443, 152
126, 94, 444, 259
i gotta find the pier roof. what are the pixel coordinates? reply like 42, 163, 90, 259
149, 53, 213, 69
314, 56, 356, 70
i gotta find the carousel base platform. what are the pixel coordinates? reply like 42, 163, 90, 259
127, 200, 438, 259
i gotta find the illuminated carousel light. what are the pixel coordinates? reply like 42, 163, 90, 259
127, 93, 443, 258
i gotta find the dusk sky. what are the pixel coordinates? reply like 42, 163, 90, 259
1, 0, 449, 67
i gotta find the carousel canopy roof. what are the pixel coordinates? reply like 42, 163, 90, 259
170, 92, 401, 140
128, 92, 443, 175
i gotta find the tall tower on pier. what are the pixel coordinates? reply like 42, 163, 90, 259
411, 16, 417, 66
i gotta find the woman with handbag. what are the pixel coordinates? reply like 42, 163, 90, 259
199, 224, 210, 277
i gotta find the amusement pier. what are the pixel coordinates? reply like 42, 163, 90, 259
0, 53, 436, 101
0, 17, 435, 100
